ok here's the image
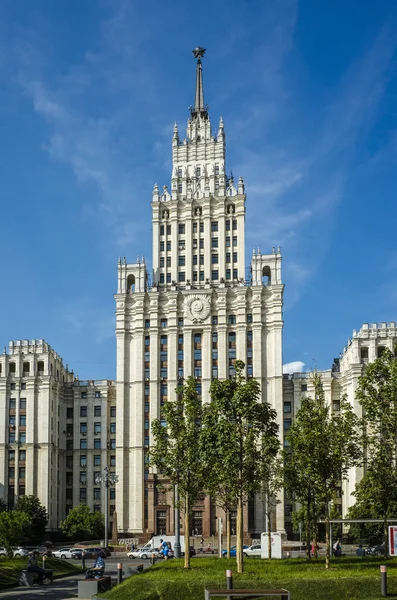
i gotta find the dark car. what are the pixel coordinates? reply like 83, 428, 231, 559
366, 543, 385, 556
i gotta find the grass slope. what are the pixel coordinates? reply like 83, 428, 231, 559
99, 556, 397, 600
0, 556, 82, 588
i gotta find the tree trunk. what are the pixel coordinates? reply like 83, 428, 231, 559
325, 510, 330, 570
384, 513, 388, 559
306, 495, 311, 561
236, 496, 243, 573
184, 495, 190, 569
226, 509, 231, 559
267, 507, 272, 559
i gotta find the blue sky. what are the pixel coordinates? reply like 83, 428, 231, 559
0, 0, 396, 379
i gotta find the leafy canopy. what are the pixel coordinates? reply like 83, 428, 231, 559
60, 504, 104, 540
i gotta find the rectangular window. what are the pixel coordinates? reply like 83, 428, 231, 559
9, 432, 15, 443
284, 418, 292, 430
110, 455, 116, 467
178, 318, 184, 327
179, 272, 185, 282
160, 273, 165, 284
66, 407, 74, 419
178, 167, 182, 177
94, 439, 101, 449
229, 314, 236, 325
301, 384, 307, 392
160, 257, 165, 268
215, 164, 219, 175
193, 255, 198, 266
226, 253, 231, 263
284, 403, 292, 413
145, 319, 150, 329
179, 256, 185, 266
19, 450, 26, 462
199, 255, 204, 265
95, 391, 101, 398
193, 271, 198, 281
66, 456, 73, 469
233, 269, 238, 279
80, 471, 87, 485
199, 271, 204, 281
19, 432, 26, 444
212, 316, 218, 325
233, 236, 238, 247
199, 239, 204, 249
160, 224, 164, 235
20, 398, 26, 409
199, 222, 204, 233
21, 383, 26, 390
19, 415, 26, 426
144, 436, 149, 447
9, 398, 16, 410
160, 241, 164, 251
110, 422, 116, 434
167, 225, 171, 235
233, 252, 238, 262
167, 256, 171, 267
94, 422, 101, 434
81, 391, 87, 399
94, 406, 101, 417
80, 455, 87, 467
211, 270, 219, 280
160, 318, 168, 328
166, 241, 171, 251
66, 440, 73, 450
212, 254, 218, 264
247, 314, 253, 323
8, 467, 15, 479
80, 406, 87, 418
212, 238, 218, 248
94, 488, 101, 500
211, 221, 218, 232
19, 467, 25, 479
226, 237, 230, 247
110, 406, 116, 418
178, 183, 182, 193
80, 488, 87, 501
110, 439, 116, 450
193, 222, 197, 233
178, 224, 185, 234
196, 166, 201, 177
94, 455, 101, 466
166, 273, 171, 283
80, 439, 87, 450
80, 423, 87, 434
110, 488, 116, 500
226, 219, 230, 231
232, 219, 237, 230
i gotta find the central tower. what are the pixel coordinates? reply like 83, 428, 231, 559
115, 50, 284, 537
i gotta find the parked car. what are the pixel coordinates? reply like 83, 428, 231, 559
128, 548, 174, 560
52, 547, 74, 559
71, 548, 85, 559
366, 542, 385, 556
0, 547, 7, 556
13, 547, 29, 557
222, 545, 249, 557
243, 544, 261, 557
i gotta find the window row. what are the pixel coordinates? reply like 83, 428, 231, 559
160, 219, 238, 236
68, 406, 116, 419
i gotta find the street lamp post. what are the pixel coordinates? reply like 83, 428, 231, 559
95, 466, 119, 548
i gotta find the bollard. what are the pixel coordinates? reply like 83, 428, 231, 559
380, 564, 387, 597
151, 552, 156, 566
42, 554, 46, 569
82, 554, 86, 570
117, 562, 123, 585
226, 569, 233, 600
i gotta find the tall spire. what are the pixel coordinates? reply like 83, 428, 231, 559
191, 46, 208, 119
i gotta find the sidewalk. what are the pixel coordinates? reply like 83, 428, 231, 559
0, 573, 85, 600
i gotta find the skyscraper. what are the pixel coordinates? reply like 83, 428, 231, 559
115, 49, 285, 536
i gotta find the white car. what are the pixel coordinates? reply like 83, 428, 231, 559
0, 547, 7, 556
243, 544, 262, 557
13, 547, 29, 557
52, 547, 74, 559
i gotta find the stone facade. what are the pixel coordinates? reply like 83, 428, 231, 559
114, 51, 285, 536
0, 340, 116, 531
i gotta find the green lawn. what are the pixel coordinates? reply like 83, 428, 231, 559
0, 556, 82, 588
99, 556, 397, 600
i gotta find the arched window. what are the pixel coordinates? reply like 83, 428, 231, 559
262, 265, 271, 286
127, 274, 135, 293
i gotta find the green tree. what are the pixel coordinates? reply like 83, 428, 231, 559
60, 504, 104, 540
0, 511, 30, 556
14, 495, 48, 540
285, 373, 361, 569
150, 377, 205, 569
352, 347, 397, 555
0, 499, 7, 513
201, 360, 279, 573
